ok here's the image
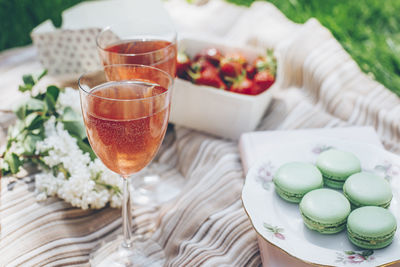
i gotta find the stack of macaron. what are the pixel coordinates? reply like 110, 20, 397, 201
272, 148, 397, 250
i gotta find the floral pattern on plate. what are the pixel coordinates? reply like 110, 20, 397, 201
312, 144, 335, 154
373, 160, 400, 181
336, 250, 375, 265
255, 161, 275, 190
263, 223, 285, 240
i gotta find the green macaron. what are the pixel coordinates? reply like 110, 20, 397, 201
273, 162, 323, 203
347, 206, 397, 249
343, 172, 392, 209
300, 188, 351, 234
316, 149, 361, 189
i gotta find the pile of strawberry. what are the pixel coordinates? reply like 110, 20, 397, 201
177, 48, 277, 95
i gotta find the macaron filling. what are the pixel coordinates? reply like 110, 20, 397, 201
347, 227, 396, 249
274, 185, 305, 203
300, 210, 347, 234
321, 173, 348, 188
343, 190, 392, 209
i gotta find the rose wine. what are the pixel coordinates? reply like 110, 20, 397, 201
83, 81, 170, 176
101, 40, 177, 77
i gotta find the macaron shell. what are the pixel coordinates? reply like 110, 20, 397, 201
316, 149, 361, 180
300, 189, 350, 223
343, 172, 392, 208
273, 162, 323, 203
347, 206, 397, 249
273, 162, 323, 193
300, 189, 351, 234
347, 206, 397, 237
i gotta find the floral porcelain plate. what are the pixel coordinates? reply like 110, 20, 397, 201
242, 139, 400, 266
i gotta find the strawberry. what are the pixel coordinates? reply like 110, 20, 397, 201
254, 49, 277, 75
224, 52, 246, 65
191, 58, 215, 72
220, 59, 243, 77
194, 48, 222, 66
176, 51, 191, 79
245, 64, 257, 79
253, 70, 275, 94
229, 75, 256, 95
188, 61, 226, 90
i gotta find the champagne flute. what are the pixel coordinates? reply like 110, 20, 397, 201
79, 64, 172, 266
96, 19, 181, 205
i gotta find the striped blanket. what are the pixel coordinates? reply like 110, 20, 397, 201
1, 1, 399, 266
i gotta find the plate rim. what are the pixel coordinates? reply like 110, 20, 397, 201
241, 139, 400, 266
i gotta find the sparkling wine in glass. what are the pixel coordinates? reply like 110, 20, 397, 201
96, 20, 181, 205
79, 64, 173, 266
97, 20, 177, 77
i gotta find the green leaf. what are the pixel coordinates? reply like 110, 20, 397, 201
44, 85, 60, 114
45, 93, 56, 113
22, 74, 35, 86
34, 93, 46, 101
77, 138, 96, 160
24, 113, 44, 130
19, 71, 48, 93
62, 106, 80, 120
38, 69, 48, 81
15, 104, 26, 119
18, 84, 33, 93
361, 250, 374, 257
344, 251, 355, 255
61, 107, 86, 139
26, 98, 45, 112
263, 223, 274, 231
23, 134, 42, 156
46, 85, 60, 102
4, 152, 22, 174
63, 120, 86, 140
52, 163, 70, 178
1, 168, 11, 177
8, 120, 25, 139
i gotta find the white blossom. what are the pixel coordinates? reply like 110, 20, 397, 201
34, 89, 122, 209
56, 87, 82, 115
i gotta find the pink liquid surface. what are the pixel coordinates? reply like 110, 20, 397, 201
102, 40, 177, 77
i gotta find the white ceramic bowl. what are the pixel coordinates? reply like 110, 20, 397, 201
170, 37, 278, 140
242, 139, 400, 266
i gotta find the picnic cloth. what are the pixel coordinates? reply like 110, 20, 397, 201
1, 0, 400, 266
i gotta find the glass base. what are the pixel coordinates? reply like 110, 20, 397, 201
90, 235, 165, 267
130, 162, 185, 205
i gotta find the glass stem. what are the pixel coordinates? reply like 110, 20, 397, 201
122, 177, 133, 248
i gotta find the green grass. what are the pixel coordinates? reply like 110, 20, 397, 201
227, 0, 400, 97
0, 0, 83, 52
